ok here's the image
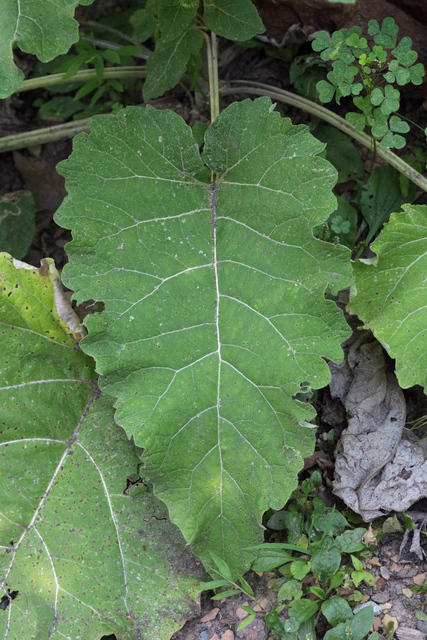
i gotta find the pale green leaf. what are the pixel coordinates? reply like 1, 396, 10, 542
0, 0, 95, 99
349, 204, 427, 390
0, 254, 205, 639
203, 0, 264, 41
143, 28, 203, 101
0, 191, 35, 259
55, 98, 351, 575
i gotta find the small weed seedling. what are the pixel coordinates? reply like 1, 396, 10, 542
200, 471, 378, 639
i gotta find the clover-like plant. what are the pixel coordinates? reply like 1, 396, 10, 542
313, 17, 425, 149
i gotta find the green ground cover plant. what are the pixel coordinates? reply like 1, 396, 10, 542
1, 1, 427, 638
199, 470, 378, 639
313, 17, 425, 150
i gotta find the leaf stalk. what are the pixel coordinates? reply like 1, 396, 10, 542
15, 66, 146, 93
203, 32, 220, 123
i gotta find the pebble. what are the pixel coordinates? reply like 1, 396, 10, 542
222, 631, 234, 640
380, 566, 391, 580
353, 601, 382, 615
200, 609, 219, 623
413, 573, 426, 586
210, 635, 220, 640
373, 616, 382, 632
402, 588, 413, 598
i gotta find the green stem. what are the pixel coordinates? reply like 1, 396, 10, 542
221, 80, 427, 193
394, 110, 426, 134
16, 66, 146, 93
203, 32, 220, 123
0, 120, 90, 153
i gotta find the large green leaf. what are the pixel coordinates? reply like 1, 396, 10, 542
0, 254, 205, 639
55, 98, 351, 574
143, 28, 203, 101
0, 0, 95, 99
203, 0, 265, 41
349, 204, 427, 390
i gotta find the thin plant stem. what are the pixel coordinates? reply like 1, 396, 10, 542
0, 120, 90, 153
15, 66, 146, 93
210, 33, 220, 123
221, 80, 427, 193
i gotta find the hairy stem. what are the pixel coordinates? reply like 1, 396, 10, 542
0, 120, 90, 152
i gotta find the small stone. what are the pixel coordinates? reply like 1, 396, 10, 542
375, 577, 388, 590
383, 614, 398, 631
201, 608, 219, 623
370, 557, 382, 567
222, 631, 234, 640
380, 567, 391, 580
380, 603, 392, 610
210, 635, 220, 640
413, 573, 426, 586
402, 588, 413, 598
373, 616, 382, 632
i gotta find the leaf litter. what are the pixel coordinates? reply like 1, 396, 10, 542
329, 307, 427, 520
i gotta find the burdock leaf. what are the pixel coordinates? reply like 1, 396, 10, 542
55, 98, 351, 575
